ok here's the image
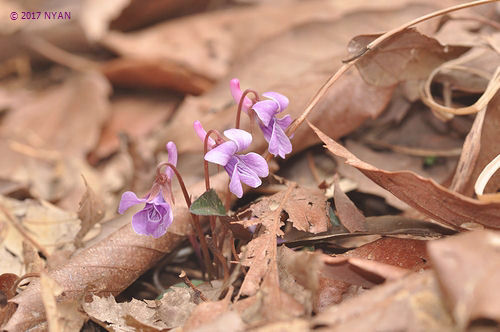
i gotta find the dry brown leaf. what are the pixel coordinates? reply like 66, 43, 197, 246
4, 173, 230, 331
311, 123, 500, 229
313, 270, 455, 331
83, 294, 166, 331
348, 28, 468, 87
22, 242, 45, 274
90, 92, 179, 161
0, 274, 18, 301
40, 273, 85, 332
154, 287, 197, 329
102, 0, 428, 92
75, 178, 105, 248
0, 196, 80, 258
333, 176, 367, 233
248, 186, 329, 234
427, 230, 500, 328
1, 71, 111, 158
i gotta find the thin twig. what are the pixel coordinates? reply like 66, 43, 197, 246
179, 270, 209, 302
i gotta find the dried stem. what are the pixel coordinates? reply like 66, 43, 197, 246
179, 270, 208, 302
235, 89, 259, 129
288, 0, 497, 136
156, 162, 215, 279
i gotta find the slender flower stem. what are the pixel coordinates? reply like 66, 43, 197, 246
203, 129, 223, 191
235, 89, 259, 129
156, 162, 214, 280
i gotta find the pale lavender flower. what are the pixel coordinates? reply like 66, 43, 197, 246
118, 141, 177, 238
230, 79, 292, 159
198, 124, 269, 198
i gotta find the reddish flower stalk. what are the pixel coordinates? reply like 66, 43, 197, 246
156, 162, 214, 280
235, 89, 259, 129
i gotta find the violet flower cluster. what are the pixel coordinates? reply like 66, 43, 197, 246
195, 78, 292, 198
118, 142, 177, 238
230, 79, 292, 159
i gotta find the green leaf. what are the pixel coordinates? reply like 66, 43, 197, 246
189, 189, 226, 216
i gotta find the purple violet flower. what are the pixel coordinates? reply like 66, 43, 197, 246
230, 79, 292, 159
195, 122, 269, 198
118, 141, 178, 238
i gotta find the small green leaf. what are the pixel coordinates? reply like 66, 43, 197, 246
189, 189, 226, 216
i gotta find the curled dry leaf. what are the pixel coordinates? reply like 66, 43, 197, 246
427, 230, 500, 329
333, 176, 367, 233
347, 28, 469, 87
310, 123, 500, 229
4, 173, 230, 331
313, 270, 454, 331
475, 154, 500, 202
75, 177, 105, 248
247, 186, 330, 234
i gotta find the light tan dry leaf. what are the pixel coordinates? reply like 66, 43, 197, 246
313, 270, 454, 331
83, 294, 166, 332
22, 242, 45, 274
4, 173, 230, 331
80, 0, 130, 41
75, 177, 105, 247
333, 176, 367, 233
248, 186, 329, 234
183, 287, 235, 331
0, 246, 24, 277
40, 273, 85, 332
154, 287, 197, 329
427, 230, 500, 329
0, 196, 80, 258
348, 28, 469, 87
311, 123, 500, 229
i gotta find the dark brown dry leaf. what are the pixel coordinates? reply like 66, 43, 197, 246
313, 270, 455, 331
82, 294, 166, 331
348, 28, 469, 87
316, 237, 429, 311
75, 177, 105, 248
427, 230, 500, 329
0, 274, 18, 301
333, 176, 367, 233
311, 123, 500, 229
248, 186, 329, 234
40, 273, 85, 332
156, 3, 444, 157
4, 173, 230, 332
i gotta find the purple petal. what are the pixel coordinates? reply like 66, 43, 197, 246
276, 114, 294, 138
268, 120, 292, 159
251, 100, 278, 127
230, 78, 252, 113
223, 128, 252, 152
262, 92, 289, 112
228, 161, 244, 198
149, 204, 173, 238
238, 153, 269, 177
205, 141, 237, 166
235, 159, 262, 188
259, 121, 273, 142
224, 156, 238, 178
165, 141, 177, 179
118, 191, 146, 214
193, 120, 215, 149
131, 209, 150, 235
